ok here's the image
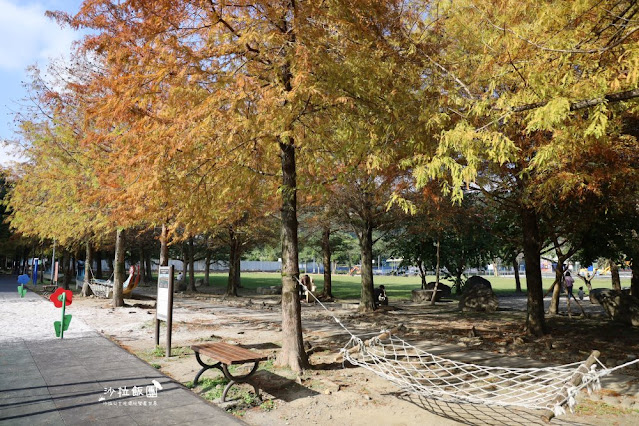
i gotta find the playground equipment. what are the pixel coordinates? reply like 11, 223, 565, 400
88, 265, 141, 298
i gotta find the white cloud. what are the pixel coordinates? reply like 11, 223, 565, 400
0, 0, 78, 71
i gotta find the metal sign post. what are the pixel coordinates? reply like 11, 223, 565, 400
155, 265, 174, 358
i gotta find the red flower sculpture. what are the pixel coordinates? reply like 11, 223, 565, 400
49, 288, 73, 308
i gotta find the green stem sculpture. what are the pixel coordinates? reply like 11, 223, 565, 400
52, 290, 72, 339
60, 292, 66, 339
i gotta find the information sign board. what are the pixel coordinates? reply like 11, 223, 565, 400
155, 265, 174, 357
157, 266, 171, 321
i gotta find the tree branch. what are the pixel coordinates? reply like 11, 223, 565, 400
511, 87, 639, 113
472, 4, 639, 55
425, 55, 476, 100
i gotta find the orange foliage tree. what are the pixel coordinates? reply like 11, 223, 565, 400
46, 0, 441, 372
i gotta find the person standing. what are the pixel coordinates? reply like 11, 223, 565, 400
300, 274, 311, 301
564, 271, 575, 300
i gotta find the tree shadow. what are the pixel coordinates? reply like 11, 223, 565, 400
310, 359, 359, 371
395, 393, 586, 426
239, 342, 280, 351
253, 371, 319, 402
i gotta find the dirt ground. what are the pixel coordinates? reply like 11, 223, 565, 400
56, 283, 639, 425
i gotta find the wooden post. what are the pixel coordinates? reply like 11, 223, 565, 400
567, 288, 588, 317
154, 317, 160, 346
542, 350, 601, 422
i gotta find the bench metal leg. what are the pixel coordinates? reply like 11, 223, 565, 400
221, 380, 261, 402
193, 353, 261, 403
220, 362, 260, 402
193, 352, 223, 385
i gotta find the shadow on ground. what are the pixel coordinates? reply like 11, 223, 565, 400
239, 342, 280, 351
254, 370, 319, 402
396, 393, 587, 426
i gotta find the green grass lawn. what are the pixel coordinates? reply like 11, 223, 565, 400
191, 271, 630, 300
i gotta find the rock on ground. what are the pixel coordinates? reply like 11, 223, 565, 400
411, 283, 452, 302
591, 289, 639, 326
459, 276, 498, 313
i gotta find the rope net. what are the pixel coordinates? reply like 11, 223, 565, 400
296, 277, 639, 416
341, 334, 604, 416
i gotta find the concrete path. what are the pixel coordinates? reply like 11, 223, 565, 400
0, 274, 244, 425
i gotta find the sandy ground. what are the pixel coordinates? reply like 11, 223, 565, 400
2, 293, 97, 342
33, 283, 639, 426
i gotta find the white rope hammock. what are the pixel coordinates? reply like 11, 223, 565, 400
297, 278, 639, 417
343, 334, 606, 417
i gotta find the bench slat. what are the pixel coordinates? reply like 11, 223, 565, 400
191, 342, 267, 365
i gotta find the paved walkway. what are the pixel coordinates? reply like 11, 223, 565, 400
0, 274, 244, 425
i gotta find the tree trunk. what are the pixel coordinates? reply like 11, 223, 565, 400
226, 229, 241, 296
82, 241, 94, 297
321, 226, 333, 298
145, 252, 152, 282
159, 223, 169, 267
418, 260, 427, 290
204, 250, 211, 287
62, 251, 71, 290
21, 247, 29, 275
548, 260, 564, 315
113, 229, 126, 307
71, 254, 77, 286
139, 249, 145, 284
455, 268, 465, 292
512, 255, 522, 293
273, 10, 307, 372
578, 273, 594, 292
107, 255, 114, 278
72, 254, 77, 282
631, 261, 639, 297
356, 221, 376, 312
610, 262, 621, 291
187, 237, 197, 292
227, 251, 238, 296
40, 252, 44, 283
430, 238, 441, 305
178, 243, 187, 291
95, 250, 103, 279
521, 207, 546, 336
275, 138, 308, 372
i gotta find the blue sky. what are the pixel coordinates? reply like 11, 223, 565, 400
0, 0, 84, 165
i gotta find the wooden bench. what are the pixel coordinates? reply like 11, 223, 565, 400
191, 342, 268, 402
